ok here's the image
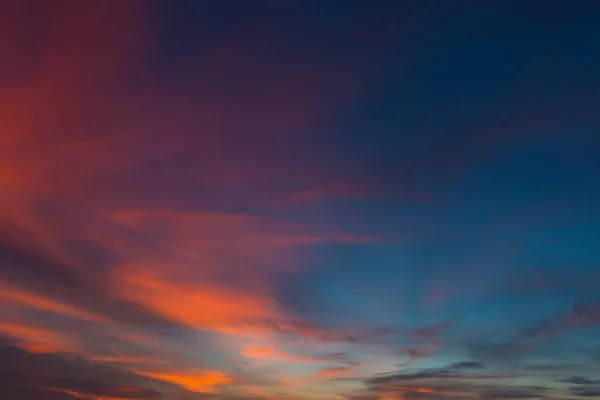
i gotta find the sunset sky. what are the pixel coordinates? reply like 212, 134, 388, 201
1, 1, 600, 400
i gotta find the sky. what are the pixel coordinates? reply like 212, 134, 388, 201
1, 1, 600, 399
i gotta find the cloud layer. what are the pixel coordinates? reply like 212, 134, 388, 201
2, 1, 600, 399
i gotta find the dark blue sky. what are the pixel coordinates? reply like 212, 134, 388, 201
0, 1, 599, 399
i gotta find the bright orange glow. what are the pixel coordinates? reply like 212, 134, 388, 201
381, 396, 402, 400
412, 387, 434, 393
380, 386, 435, 400
242, 347, 274, 358
137, 370, 231, 393
114, 263, 281, 335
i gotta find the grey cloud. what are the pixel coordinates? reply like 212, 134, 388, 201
480, 394, 544, 399
558, 376, 600, 385
448, 361, 486, 370
368, 368, 460, 384
570, 386, 600, 397
368, 360, 494, 386
478, 386, 548, 399
359, 378, 550, 400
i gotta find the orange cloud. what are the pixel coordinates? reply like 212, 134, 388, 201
242, 347, 276, 358
87, 354, 172, 366
0, 322, 78, 354
241, 346, 321, 363
316, 367, 355, 378
113, 262, 282, 335
137, 369, 231, 393
413, 387, 434, 393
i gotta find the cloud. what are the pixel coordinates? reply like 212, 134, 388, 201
557, 376, 600, 385
410, 321, 451, 339
0, 341, 194, 400
112, 261, 282, 335
0, 322, 79, 354
367, 364, 509, 386
241, 347, 331, 364
405, 345, 438, 362
0, 281, 108, 324
109, 209, 370, 269
6, 2, 598, 400
447, 361, 486, 370
569, 386, 600, 397
316, 367, 355, 379
479, 388, 547, 399
362, 374, 550, 400
43, 385, 161, 399
520, 304, 600, 340
342, 326, 400, 344
241, 347, 358, 368
358, 360, 526, 400
0, 0, 376, 369
0, 235, 184, 330
137, 369, 231, 393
